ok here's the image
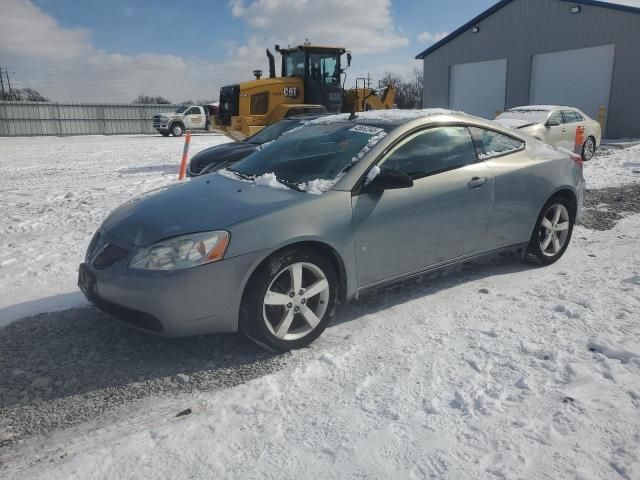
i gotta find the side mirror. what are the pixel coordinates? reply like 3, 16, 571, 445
546, 118, 560, 127
347, 52, 352, 68
361, 168, 413, 194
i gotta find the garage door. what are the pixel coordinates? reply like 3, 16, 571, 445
530, 44, 615, 119
449, 58, 507, 119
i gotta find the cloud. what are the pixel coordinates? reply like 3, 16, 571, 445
230, 0, 408, 54
0, 0, 411, 102
416, 31, 449, 45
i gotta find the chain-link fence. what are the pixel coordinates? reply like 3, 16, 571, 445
0, 102, 180, 136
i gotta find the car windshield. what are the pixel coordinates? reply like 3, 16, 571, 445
246, 120, 300, 145
228, 121, 392, 188
497, 109, 549, 124
175, 106, 188, 113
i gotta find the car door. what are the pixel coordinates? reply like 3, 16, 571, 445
544, 110, 568, 149
351, 125, 495, 288
184, 107, 204, 130
467, 127, 530, 248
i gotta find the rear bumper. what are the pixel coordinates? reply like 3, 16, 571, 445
80, 249, 267, 337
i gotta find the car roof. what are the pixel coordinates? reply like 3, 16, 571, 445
307, 108, 470, 127
283, 113, 328, 122
509, 105, 578, 112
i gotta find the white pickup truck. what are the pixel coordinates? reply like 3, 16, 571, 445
153, 105, 211, 137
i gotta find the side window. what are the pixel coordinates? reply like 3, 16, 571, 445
250, 92, 269, 115
469, 127, 524, 160
185, 107, 200, 115
382, 126, 476, 179
548, 111, 564, 125
574, 111, 584, 121
562, 111, 578, 123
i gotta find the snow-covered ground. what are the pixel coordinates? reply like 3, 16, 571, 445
1, 135, 639, 479
584, 143, 640, 189
0, 134, 231, 326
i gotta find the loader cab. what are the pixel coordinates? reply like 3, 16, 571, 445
277, 45, 347, 113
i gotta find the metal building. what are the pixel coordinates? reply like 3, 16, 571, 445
416, 0, 640, 138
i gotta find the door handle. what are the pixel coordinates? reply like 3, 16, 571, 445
468, 177, 487, 189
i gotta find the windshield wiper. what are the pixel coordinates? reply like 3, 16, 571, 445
229, 170, 255, 181
276, 177, 304, 192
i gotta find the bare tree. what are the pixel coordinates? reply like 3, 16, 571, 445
1, 88, 49, 102
381, 69, 423, 109
132, 94, 172, 104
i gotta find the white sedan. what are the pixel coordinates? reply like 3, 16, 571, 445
496, 106, 601, 161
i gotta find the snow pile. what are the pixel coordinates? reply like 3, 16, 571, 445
217, 169, 290, 191
298, 177, 338, 195
253, 172, 290, 191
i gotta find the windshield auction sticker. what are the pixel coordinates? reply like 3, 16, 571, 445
349, 125, 385, 135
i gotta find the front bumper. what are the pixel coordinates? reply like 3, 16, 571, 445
79, 237, 267, 337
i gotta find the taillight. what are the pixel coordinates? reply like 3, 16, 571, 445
569, 152, 583, 168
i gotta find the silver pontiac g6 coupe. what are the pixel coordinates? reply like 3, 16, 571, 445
79, 110, 585, 351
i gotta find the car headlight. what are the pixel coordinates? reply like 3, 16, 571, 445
160, 116, 169, 122
129, 231, 229, 271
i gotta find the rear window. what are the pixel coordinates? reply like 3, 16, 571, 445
469, 127, 524, 160
498, 109, 549, 124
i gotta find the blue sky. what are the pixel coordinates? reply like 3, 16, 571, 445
2, 0, 499, 102
31, 0, 494, 61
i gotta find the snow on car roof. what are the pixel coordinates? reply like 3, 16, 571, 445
509, 105, 569, 112
308, 108, 466, 126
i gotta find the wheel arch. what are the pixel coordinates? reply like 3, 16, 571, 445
550, 187, 578, 218
241, 240, 349, 305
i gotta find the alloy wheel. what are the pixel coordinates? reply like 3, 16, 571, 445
262, 262, 330, 341
538, 203, 571, 257
583, 138, 595, 161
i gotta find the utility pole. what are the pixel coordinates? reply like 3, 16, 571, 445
5, 68, 12, 99
0, 67, 5, 100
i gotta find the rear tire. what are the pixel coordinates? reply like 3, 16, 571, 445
524, 196, 575, 266
171, 123, 184, 137
581, 136, 596, 162
240, 248, 338, 352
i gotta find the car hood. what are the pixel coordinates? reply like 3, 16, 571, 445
156, 111, 182, 118
192, 141, 256, 162
101, 174, 303, 247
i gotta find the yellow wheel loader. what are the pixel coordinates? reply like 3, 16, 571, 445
215, 44, 395, 138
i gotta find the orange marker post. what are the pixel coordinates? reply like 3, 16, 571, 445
178, 131, 191, 180
574, 125, 585, 155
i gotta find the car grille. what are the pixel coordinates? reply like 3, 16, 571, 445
93, 243, 129, 270
153, 115, 161, 128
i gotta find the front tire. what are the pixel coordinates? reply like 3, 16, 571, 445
581, 136, 596, 162
525, 196, 575, 266
171, 123, 184, 137
159, 130, 170, 137
240, 248, 338, 352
